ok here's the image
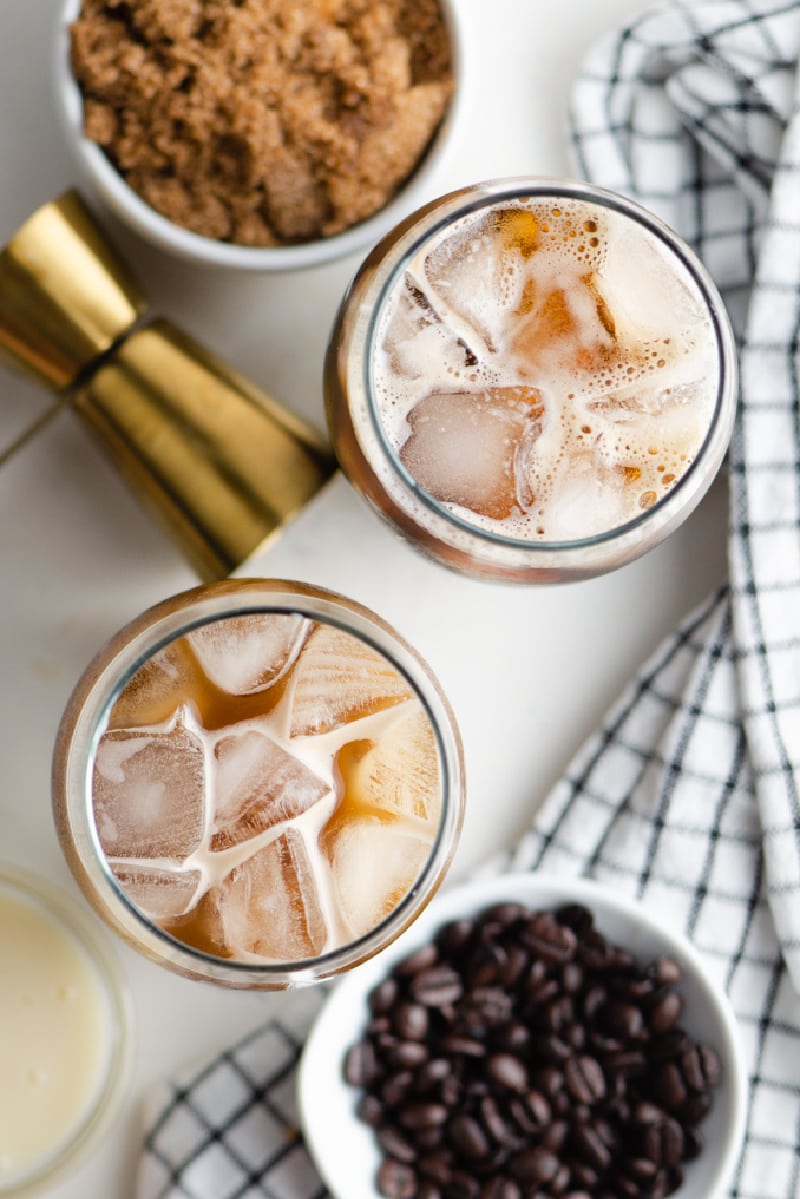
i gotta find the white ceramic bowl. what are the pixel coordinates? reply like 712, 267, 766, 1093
299, 873, 747, 1199
53, 0, 464, 271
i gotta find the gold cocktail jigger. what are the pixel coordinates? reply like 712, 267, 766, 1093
0, 191, 337, 581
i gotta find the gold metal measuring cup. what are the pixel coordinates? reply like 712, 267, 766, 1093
0, 190, 336, 581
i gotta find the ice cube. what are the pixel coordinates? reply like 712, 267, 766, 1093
208, 830, 328, 962
92, 710, 207, 861
109, 861, 202, 922
325, 818, 432, 941
288, 623, 414, 737
510, 275, 615, 379
338, 703, 441, 822
186, 612, 308, 696
399, 387, 543, 520
211, 727, 332, 851
108, 638, 197, 729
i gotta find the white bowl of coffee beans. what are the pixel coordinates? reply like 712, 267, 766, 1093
299, 873, 746, 1199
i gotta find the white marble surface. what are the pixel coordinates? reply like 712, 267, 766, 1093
0, 2, 729, 1196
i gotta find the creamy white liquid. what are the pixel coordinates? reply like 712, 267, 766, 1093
0, 887, 113, 1186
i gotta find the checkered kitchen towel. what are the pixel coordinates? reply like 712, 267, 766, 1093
137, 2, 800, 1197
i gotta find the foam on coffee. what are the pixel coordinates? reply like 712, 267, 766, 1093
371, 197, 720, 543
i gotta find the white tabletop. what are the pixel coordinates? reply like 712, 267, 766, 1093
0, 1, 729, 1195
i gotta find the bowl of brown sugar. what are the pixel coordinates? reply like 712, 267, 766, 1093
55, 0, 463, 270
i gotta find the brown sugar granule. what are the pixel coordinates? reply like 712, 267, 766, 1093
70, 0, 454, 247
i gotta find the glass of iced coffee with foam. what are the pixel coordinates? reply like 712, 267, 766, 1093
325, 178, 737, 582
52, 579, 465, 989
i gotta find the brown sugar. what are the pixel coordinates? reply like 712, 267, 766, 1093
70, 0, 454, 247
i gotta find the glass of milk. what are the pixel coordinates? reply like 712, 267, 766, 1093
0, 864, 132, 1195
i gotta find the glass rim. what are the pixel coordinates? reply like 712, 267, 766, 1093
0, 862, 132, 1197
358, 175, 737, 566
53, 578, 465, 988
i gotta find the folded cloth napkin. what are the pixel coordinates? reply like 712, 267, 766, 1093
137, 2, 800, 1197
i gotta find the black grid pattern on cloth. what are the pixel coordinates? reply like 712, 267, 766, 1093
138, 989, 329, 1199
137, 2, 800, 1197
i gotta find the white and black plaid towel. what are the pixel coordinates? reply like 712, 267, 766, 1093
137, 3, 800, 1197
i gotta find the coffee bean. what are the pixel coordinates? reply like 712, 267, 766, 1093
449, 1114, 490, 1160
411, 965, 463, 1006
573, 1124, 612, 1171
564, 1055, 605, 1104
654, 1061, 688, 1109
508, 1146, 559, 1184
398, 1101, 449, 1130
393, 1002, 430, 1041
343, 1040, 377, 1087
479, 1179, 521, 1199
649, 991, 683, 1034
520, 912, 578, 963
377, 1159, 416, 1199
377, 1126, 416, 1163
487, 1053, 528, 1093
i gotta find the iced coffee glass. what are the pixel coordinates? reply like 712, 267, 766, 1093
325, 177, 737, 582
52, 579, 465, 989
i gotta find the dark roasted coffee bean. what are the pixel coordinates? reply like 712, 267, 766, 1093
377, 1126, 416, 1163
678, 1044, 707, 1091
564, 1054, 605, 1104
377, 1158, 416, 1199
479, 1179, 521, 1199
569, 1162, 599, 1190
436, 918, 474, 955
411, 965, 463, 1006
582, 985, 607, 1020
388, 1039, 429, 1068
520, 912, 578, 963
507, 1146, 559, 1184
393, 1002, 429, 1041
370, 977, 399, 1014
601, 1000, 645, 1040
649, 956, 682, 985
680, 1091, 712, 1126
531, 1064, 564, 1097
487, 1053, 528, 1093
344, 1040, 377, 1087
395, 943, 439, 976
415, 1057, 452, 1091
479, 1094, 523, 1148
448, 1114, 490, 1160
381, 1070, 414, 1108
443, 1169, 480, 1199
550, 1162, 571, 1195
641, 1114, 685, 1166
398, 1101, 449, 1130
418, 1150, 454, 1185
554, 903, 595, 934
699, 1044, 722, 1087
654, 1061, 688, 1109
531, 1032, 572, 1063
498, 945, 530, 987
539, 1119, 568, 1153
418, 1183, 442, 1199
357, 1093, 384, 1126
489, 1021, 529, 1053
648, 990, 683, 1033
441, 1034, 486, 1058
649, 1029, 690, 1062
573, 1124, 612, 1171
603, 1048, 646, 1078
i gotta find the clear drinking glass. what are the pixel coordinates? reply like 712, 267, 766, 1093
324, 177, 737, 583
0, 864, 132, 1197
52, 579, 465, 990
